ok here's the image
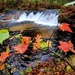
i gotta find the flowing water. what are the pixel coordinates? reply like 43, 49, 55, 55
0, 9, 59, 26
0, 9, 59, 37
16, 10, 59, 26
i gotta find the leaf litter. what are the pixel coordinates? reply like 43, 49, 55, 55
0, 23, 75, 75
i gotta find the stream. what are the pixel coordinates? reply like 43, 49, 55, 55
0, 9, 61, 75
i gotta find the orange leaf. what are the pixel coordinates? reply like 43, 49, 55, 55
33, 42, 41, 51
58, 41, 74, 52
12, 44, 28, 54
59, 23, 73, 33
22, 36, 31, 45
35, 34, 41, 43
0, 64, 4, 70
0, 52, 9, 63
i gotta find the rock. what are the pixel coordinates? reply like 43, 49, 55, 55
9, 23, 53, 38
2, 14, 13, 20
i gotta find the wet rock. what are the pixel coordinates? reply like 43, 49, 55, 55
2, 14, 13, 20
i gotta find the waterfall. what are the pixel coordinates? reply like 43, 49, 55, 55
0, 9, 59, 26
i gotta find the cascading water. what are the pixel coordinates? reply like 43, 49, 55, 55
0, 9, 59, 26
16, 10, 59, 26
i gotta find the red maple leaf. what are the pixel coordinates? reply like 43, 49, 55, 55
59, 23, 73, 33
0, 52, 9, 64
58, 41, 74, 52
12, 36, 30, 54
12, 44, 28, 54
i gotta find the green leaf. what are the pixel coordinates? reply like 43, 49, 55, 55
20, 70, 25, 75
0, 29, 10, 44
66, 65, 72, 72
26, 67, 32, 72
56, 58, 61, 64
14, 34, 22, 38
40, 41, 47, 50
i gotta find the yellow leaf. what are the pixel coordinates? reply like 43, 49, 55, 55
46, 40, 52, 48
6, 45, 10, 53
0, 64, 4, 70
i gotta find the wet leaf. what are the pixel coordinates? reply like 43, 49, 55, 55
33, 42, 41, 51
26, 67, 32, 72
33, 34, 41, 51
12, 44, 28, 54
6, 45, 10, 53
11, 68, 17, 73
35, 34, 42, 43
22, 36, 31, 45
0, 64, 4, 70
46, 40, 52, 48
58, 41, 74, 52
66, 65, 72, 72
37, 72, 43, 75
40, 41, 47, 50
59, 23, 73, 33
14, 34, 22, 38
20, 70, 25, 75
0, 52, 9, 64
0, 29, 10, 44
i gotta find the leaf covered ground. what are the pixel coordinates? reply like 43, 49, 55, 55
0, 23, 75, 75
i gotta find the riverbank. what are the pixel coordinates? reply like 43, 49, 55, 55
1, 0, 73, 13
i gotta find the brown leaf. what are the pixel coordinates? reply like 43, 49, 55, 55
37, 72, 44, 75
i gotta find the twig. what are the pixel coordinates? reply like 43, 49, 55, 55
47, 23, 75, 71
48, 48, 75, 71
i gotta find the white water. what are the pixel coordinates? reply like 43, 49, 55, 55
0, 10, 59, 26
16, 12, 59, 26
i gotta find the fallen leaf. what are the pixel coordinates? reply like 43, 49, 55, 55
12, 44, 28, 54
33, 42, 41, 51
58, 41, 74, 52
59, 23, 73, 33
6, 45, 10, 53
0, 29, 10, 44
0, 52, 9, 64
46, 40, 52, 48
0, 64, 4, 70
26, 67, 32, 72
40, 41, 47, 50
20, 70, 25, 75
37, 72, 43, 75
33, 34, 42, 51
66, 65, 72, 72
35, 34, 41, 43
22, 36, 31, 45
14, 34, 22, 38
